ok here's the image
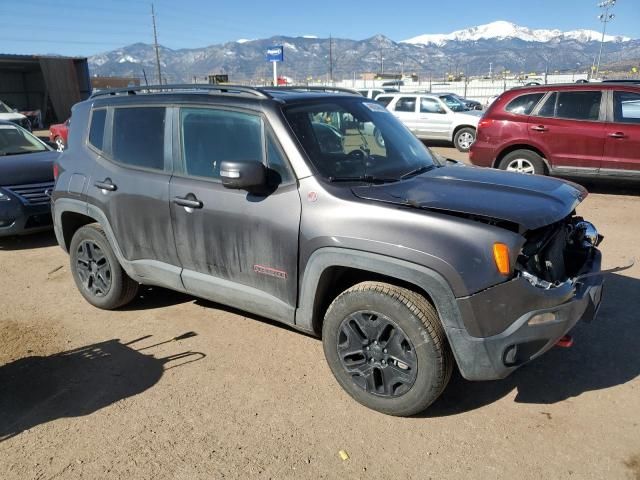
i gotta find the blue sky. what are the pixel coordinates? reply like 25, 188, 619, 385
1, 0, 638, 57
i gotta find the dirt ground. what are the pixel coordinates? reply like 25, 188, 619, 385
1, 148, 639, 479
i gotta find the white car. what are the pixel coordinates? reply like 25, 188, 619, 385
376, 93, 482, 152
0, 100, 31, 131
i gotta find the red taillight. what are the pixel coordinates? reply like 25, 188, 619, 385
478, 118, 494, 129
53, 163, 59, 180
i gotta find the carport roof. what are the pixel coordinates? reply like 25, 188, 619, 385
0, 53, 87, 72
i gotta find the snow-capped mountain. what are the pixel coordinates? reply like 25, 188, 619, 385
403, 21, 632, 46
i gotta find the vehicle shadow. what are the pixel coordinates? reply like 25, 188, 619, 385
0, 231, 57, 251
0, 335, 205, 442
422, 273, 640, 417
120, 285, 194, 311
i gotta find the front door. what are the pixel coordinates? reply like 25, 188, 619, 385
417, 97, 451, 139
601, 90, 640, 177
528, 90, 606, 173
169, 106, 301, 322
390, 96, 419, 134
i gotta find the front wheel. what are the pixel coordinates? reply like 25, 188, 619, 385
69, 224, 139, 309
453, 127, 476, 152
322, 282, 453, 416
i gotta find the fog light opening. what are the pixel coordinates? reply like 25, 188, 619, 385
528, 312, 557, 325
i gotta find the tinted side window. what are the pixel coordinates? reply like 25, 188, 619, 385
505, 93, 545, 115
112, 107, 165, 169
614, 91, 640, 124
556, 91, 602, 121
394, 97, 417, 112
376, 96, 393, 107
420, 98, 443, 113
536, 92, 557, 117
88, 109, 106, 151
180, 108, 263, 180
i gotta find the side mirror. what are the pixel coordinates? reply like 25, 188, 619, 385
220, 160, 266, 190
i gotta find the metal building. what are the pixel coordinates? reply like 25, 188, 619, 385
0, 54, 91, 126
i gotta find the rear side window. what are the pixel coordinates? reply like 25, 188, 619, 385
420, 98, 444, 113
88, 109, 106, 151
376, 96, 393, 107
556, 91, 602, 121
180, 108, 263, 180
394, 97, 417, 112
505, 93, 545, 115
112, 107, 165, 170
613, 91, 640, 124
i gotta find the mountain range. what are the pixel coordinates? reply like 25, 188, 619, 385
88, 21, 639, 83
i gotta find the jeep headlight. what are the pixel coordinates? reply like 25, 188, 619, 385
0, 189, 11, 202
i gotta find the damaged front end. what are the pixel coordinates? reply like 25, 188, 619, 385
517, 216, 603, 290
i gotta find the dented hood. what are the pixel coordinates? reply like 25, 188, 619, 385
351, 165, 587, 231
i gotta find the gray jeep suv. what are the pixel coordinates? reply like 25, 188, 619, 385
52, 85, 604, 416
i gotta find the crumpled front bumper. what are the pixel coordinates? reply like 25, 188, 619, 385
447, 249, 603, 381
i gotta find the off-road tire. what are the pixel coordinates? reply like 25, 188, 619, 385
69, 223, 139, 309
322, 282, 453, 416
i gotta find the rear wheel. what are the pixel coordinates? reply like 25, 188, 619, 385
69, 224, 139, 309
453, 127, 476, 152
322, 282, 453, 416
499, 149, 546, 175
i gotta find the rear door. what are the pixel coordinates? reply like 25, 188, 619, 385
601, 89, 640, 177
528, 90, 606, 173
169, 105, 301, 321
86, 105, 182, 289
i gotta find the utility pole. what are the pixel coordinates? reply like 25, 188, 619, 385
329, 34, 333, 84
595, 0, 616, 78
151, 3, 162, 85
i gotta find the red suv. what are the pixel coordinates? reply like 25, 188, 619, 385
469, 83, 640, 178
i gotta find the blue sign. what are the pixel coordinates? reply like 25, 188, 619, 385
266, 46, 284, 62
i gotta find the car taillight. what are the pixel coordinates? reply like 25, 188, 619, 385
53, 163, 59, 180
478, 118, 494, 129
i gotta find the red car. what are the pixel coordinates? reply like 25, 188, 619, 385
49, 119, 69, 151
469, 83, 640, 178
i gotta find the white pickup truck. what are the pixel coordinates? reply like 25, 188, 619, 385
376, 93, 482, 152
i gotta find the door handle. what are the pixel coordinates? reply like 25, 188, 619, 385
173, 196, 203, 209
530, 125, 548, 132
608, 132, 626, 138
94, 179, 117, 191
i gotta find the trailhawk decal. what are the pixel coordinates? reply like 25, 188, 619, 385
253, 265, 288, 280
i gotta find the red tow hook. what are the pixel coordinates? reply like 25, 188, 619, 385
556, 335, 574, 348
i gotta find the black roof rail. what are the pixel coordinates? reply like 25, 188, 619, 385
89, 84, 272, 99
263, 85, 361, 95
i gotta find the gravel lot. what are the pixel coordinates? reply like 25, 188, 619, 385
1, 147, 639, 480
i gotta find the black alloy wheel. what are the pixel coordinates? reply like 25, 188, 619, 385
337, 310, 417, 397
75, 240, 112, 297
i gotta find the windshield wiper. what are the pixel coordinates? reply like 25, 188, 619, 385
328, 175, 398, 184
400, 165, 435, 180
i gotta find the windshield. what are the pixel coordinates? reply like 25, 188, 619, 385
283, 99, 437, 182
438, 94, 469, 112
0, 125, 48, 156
0, 101, 13, 114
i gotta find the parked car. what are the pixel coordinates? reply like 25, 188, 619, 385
0, 121, 57, 236
49, 119, 70, 151
0, 100, 31, 131
470, 83, 640, 178
376, 92, 482, 151
442, 92, 483, 110
358, 88, 399, 99
52, 84, 603, 416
